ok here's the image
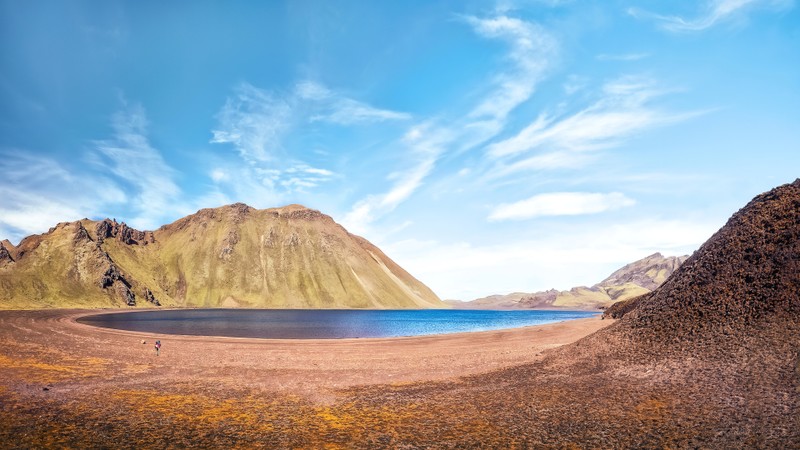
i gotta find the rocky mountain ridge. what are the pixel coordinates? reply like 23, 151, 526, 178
0, 203, 443, 309
450, 252, 688, 310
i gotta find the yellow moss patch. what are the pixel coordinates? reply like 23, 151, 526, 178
0, 353, 110, 383
635, 397, 670, 421
111, 390, 276, 432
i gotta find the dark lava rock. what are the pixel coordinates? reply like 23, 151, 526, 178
96, 219, 154, 245
0, 242, 13, 265
99, 264, 122, 289
118, 284, 135, 306
72, 222, 91, 244
143, 288, 160, 306
616, 179, 800, 345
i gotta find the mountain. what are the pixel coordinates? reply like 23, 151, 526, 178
459, 179, 800, 446
0, 203, 443, 309
449, 252, 688, 310
546, 179, 800, 444
604, 178, 800, 338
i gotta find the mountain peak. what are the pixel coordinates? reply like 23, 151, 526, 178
1, 203, 442, 309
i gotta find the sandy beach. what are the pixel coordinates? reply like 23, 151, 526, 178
0, 309, 613, 447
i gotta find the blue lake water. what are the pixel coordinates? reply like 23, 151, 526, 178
78, 309, 598, 339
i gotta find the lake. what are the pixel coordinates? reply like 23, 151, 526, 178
77, 309, 599, 339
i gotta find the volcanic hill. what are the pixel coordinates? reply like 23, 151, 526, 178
340, 179, 800, 446
452, 252, 687, 310
0, 203, 443, 309
532, 178, 800, 445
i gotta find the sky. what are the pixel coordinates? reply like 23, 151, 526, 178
1, 0, 798, 300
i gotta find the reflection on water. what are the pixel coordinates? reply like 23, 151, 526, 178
78, 309, 598, 339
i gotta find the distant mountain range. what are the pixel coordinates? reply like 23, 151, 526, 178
447, 252, 688, 310
0, 204, 443, 309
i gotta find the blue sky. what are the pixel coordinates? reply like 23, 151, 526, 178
1, 0, 798, 300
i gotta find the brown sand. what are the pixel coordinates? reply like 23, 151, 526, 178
1, 309, 609, 396
2, 309, 797, 448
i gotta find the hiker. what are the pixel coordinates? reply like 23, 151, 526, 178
155, 340, 161, 356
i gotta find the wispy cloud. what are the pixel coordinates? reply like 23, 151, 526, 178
488, 191, 636, 221
211, 82, 292, 164
0, 150, 126, 242
92, 105, 183, 229
485, 75, 702, 177
342, 14, 558, 233
596, 52, 650, 61
465, 15, 557, 121
297, 81, 412, 125
628, 0, 792, 32
0, 103, 190, 241
343, 124, 450, 234
211, 80, 406, 198
383, 217, 717, 299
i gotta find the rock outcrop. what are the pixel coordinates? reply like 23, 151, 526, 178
96, 219, 154, 245
0, 242, 13, 263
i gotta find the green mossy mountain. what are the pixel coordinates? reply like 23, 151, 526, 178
0, 203, 444, 309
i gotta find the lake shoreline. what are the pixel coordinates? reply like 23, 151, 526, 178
0, 308, 611, 395
75, 308, 600, 340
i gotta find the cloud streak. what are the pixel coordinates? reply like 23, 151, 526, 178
465, 15, 557, 121
211, 81, 407, 199
596, 53, 650, 61
0, 149, 128, 243
342, 125, 448, 233
297, 81, 412, 125
485, 75, 702, 177
211, 82, 292, 164
342, 14, 558, 233
628, 0, 792, 32
93, 104, 183, 230
488, 191, 636, 221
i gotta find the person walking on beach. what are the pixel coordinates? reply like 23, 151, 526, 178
154, 340, 161, 356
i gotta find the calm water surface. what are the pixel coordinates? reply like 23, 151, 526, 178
78, 309, 598, 339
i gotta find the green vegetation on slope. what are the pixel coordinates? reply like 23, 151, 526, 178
0, 204, 443, 309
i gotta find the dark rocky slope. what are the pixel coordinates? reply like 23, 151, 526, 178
319, 179, 800, 447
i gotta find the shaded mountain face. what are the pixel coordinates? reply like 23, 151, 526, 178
606, 179, 800, 345
451, 252, 688, 310
0, 204, 443, 309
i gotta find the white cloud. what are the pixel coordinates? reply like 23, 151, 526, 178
343, 157, 437, 234
210, 169, 229, 183
382, 218, 718, 300
94, 105, 182, 230
343, 14, 557, 233
493, 151, 597, 176
489, 76, 667, 157
0, 104, 188, 241
211, 80, 400, 198
484, 75, 704, 178
489, 191, 636, 221
211, 82, 291, 164
0, 150, 127, 242
465, 15, 557, 120
596, 52, 650, 61
628, 0, 792, 32
298, 80, 412, 125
